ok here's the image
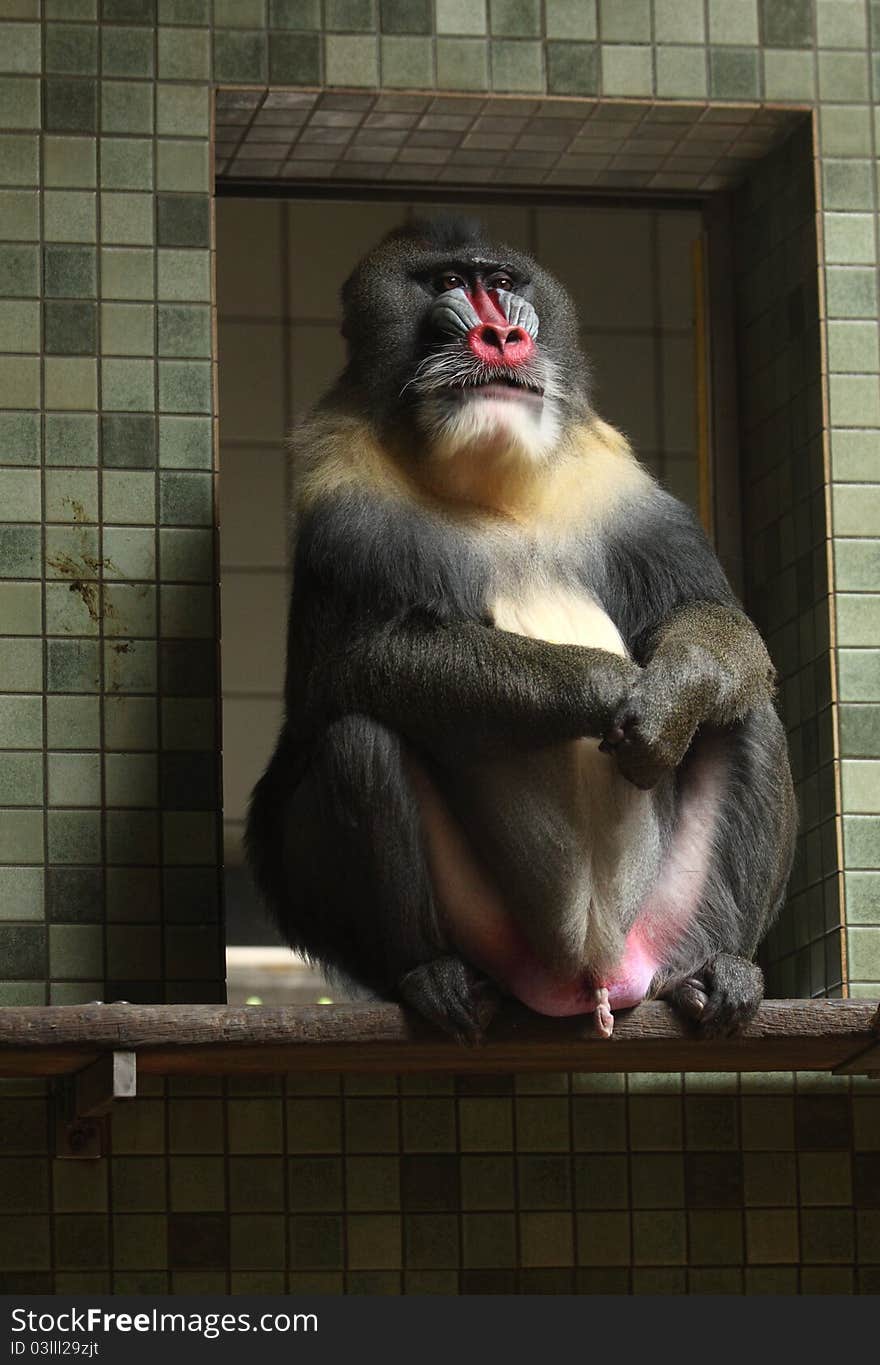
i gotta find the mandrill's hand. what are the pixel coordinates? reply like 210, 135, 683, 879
599, 657, 706, 789
580, 651, 642, 740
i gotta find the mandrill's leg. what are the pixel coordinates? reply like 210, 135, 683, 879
250, 716, 499, 1042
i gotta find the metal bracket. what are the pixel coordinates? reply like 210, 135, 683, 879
54, 1051, 137, 1159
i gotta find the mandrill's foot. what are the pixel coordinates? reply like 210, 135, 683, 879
594, 986, 614, 1039
660, 953, 763, 1038
398, 956, 500, 1044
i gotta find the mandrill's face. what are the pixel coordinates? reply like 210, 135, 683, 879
339, 225, 590, 465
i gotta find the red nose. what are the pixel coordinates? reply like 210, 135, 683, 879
467, 323, 535, 368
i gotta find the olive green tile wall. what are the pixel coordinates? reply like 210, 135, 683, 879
0, 0, 878, 1302
1, 1069, 879, 1294
1, 0, 875, 1005
732, 122, 842, 998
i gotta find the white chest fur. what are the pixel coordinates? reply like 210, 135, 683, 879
490, 582, 628, 657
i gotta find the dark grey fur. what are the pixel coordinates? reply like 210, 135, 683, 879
247, 218, 796, 1041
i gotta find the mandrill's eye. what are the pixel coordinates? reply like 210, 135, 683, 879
488, 273, 514, 291
435, 273, 466, 292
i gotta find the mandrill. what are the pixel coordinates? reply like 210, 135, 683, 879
246, 216, 796, 1042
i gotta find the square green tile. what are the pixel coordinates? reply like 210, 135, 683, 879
105, 810, 159, 864
0, 867, 44, 921
0, 133, 38, 185
44, 301, 97, 356
46, 637, 100, 692
159, 528, 211, 582
824, 160, 874, 211
489, 0, 540, 37
0, 581, 41, 634
817, 0, 867, 46
102, 470, 156, 524
157, 29, 210, 81
158, 361, 212, 414
0, 693, 42, 748
0, 355, 39, 409
544, 39, 598, 93
46, 696, 100, 749
709, 46, 760, 97
44, 357, 97, 410
325, 0, 373, 29
104, 638, 157, 692
655, 45, 708, 97
654, 0, 704, 41
46, 25, 99, 75
45, 525, 99, 584
436, 37, 489, 89
101, 357, 156, 411
0, 637, 42, 692
760, 0, 813, 46
377, 34, 432, 86
324, 34, 378, 86
44, 136, 97, 189
0, 468, 40, 521
0, 809, 43, 863
0, 411, 40, 466
212, 30, 268, 82
100, 247, 155, 301
44, 190, 97, 243
267, 31, 321, 81
44, 80, 98, 135
0, 524, 40, 577
48, 753, 102, 807
0, 244, 38, 296
104, 754, 158, 807
100, 192, 155, 246
102, 302, 156, 356
0, 189, 38, 240
0, 752, 42, 804
102, 28, 155, 79
44, 245, 97, 299
0, 924, 45, 978
100, 139, 154, 192
50, 924, 104, 977
437, 0, 489, 34
46, 0, 97, 15
47, 810, 102, 865
491, 38, 544, 91
101, 81, 154, 136
819, 51, 869, 101
156, 195, 210, 248
820, 106, 872, 157
47, 866, 103, 925
158, 416, 212, 468
103, 578, 156, 636
102, 0, 156, 18
0, 76, 40, 130
215, 0, 265, 22
156, 84, 210, 139
157, 249, 210, 302
101, 413, 157, 468
0, 297, 37, 352
103, 695, 157, 750
45, 579, 100, 637
157, 304, 210, 358
0, 22, 41, 73
45, 413, 98, 467
156, 140, 210, 193
104, 526, 156, 580
45, 468, 99, 524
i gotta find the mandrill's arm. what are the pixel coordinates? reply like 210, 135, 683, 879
599, 495, 777, 789
287, 574, 639, 766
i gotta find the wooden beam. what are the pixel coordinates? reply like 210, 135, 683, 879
0, 999, 876, 1076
